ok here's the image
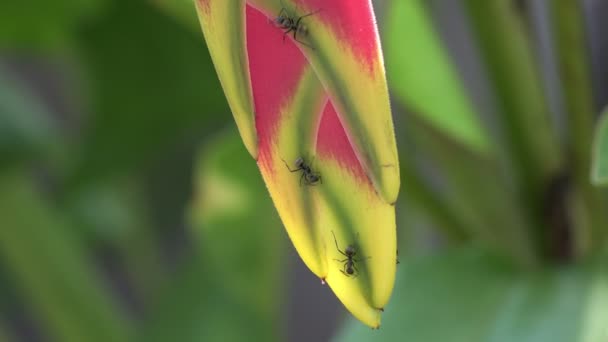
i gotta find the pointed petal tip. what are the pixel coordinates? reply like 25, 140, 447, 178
376, 165, 400, 204
239, 126, 259, 159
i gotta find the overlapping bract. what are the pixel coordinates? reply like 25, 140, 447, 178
195, 0, 399, 327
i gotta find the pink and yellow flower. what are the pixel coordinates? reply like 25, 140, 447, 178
195, 0, 399, 327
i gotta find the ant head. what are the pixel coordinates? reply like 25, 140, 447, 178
346, 267, 354, 275
294, 157, 305, 168
345, 245, 355, 256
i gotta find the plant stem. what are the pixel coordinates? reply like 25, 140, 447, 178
464, 0, 563, 257
403, 112, 539, 268
550, 0, 608, 256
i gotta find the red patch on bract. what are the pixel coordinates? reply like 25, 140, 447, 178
246, 3, 371, 185
316, 103, 370, 185
196, 0, 211, 14
294, 0, 379, 73
246, 5, 309, 171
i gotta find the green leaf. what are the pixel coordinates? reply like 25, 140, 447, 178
334, 248, 608, 342
152, 0, 200, 32
0, 169, 132, 342
592, 107, 608, 185
140, 128, 284, 342
0, 0, 105, 49
385, 0, 490, 155
70, 0, 229, 184
0, 67, 59, 167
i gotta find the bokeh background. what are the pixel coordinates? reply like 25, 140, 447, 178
1, 0, 608, 341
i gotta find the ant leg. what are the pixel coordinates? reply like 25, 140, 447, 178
283, 29, 294, 43
279, 0, 290, 15
343, 264, 350, 276
281, 158, 301, 173
352, 255, 370, 264
292, 33, 314, 49
331, 230, 347, 256
282, 26, 296, 43
299, 9, 321, 20
278, 8, 287, 18
300, 173, 306, 186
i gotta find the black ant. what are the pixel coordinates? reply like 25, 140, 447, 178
282, 157, 322, 186
331, 231, 367, 277
275, 0, 319, 49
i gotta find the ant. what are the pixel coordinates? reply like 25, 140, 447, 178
275, 0, 320, 49
282, 157, 322, 186
331, 231, 367, 277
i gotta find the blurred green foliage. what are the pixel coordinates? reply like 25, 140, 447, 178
0, 68, 59, 168
336, 248, 608, 342
385, 0, 489, 155
592, 107, 608, 185
0, 170, 132, 342
140, 130, 283, 342
1, 0, 608, 341
70, 0, 227, 184
0, 0, 105, 49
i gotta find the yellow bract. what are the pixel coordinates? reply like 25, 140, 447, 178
195, 0, 258, 157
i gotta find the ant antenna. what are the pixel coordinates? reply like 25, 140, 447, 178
332, 230, 346, 253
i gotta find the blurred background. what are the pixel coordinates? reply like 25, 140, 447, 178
1, 0, 608, 341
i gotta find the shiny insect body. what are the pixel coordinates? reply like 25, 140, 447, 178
283, 157, 322, 186
332, 231, 365, 277
275, 2, 319, 48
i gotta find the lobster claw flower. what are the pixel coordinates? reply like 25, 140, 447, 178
195, 0, 399, 327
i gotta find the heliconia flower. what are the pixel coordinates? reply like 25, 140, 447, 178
195, 0, 399, 328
